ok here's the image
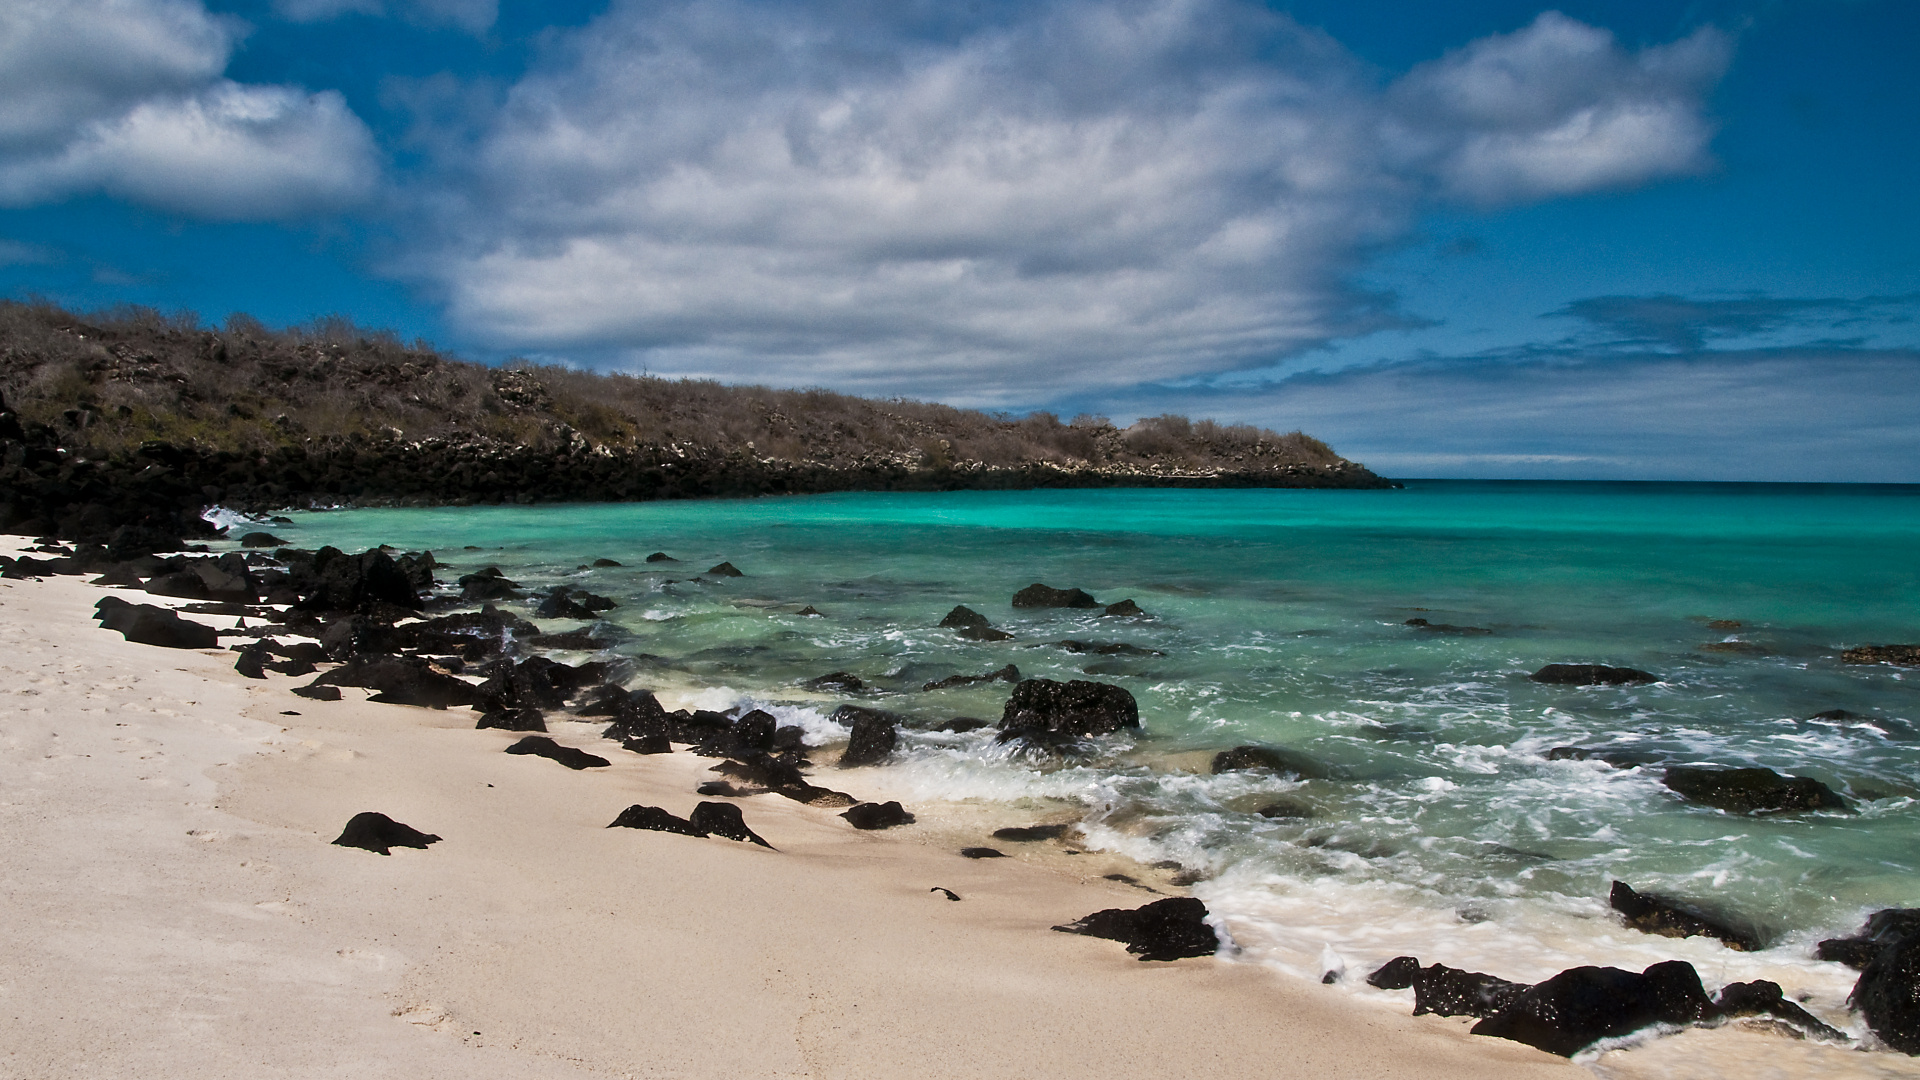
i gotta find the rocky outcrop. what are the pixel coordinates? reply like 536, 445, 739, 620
331, 812, 441, 855
835, 706, 899, 766
1844, 645, 1920, 666
842, 801, 915, 830
1210, 745, 1333, 779
1012, 583, 1100, 609
1819, 909, 1920, 1053
1662, 766, 1850, 814
503, 736, 611, 770
1366, 957, 1528, 1018
1609, 881, 1762, 951
93, 596, 218, 649
688, 801, 772, 847
1470, 961, 1717, 1057
923, 664, 1020, 690
1053, 897, 1218, 962
309, 654, 481, 709
998, 678, 1139, 739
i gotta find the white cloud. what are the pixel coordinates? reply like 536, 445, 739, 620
0, 0, 379, 219
272, 0, 497, 34
1386, 12, 1731, 203
403, 1, 1730, 400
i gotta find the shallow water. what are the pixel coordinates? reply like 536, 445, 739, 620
258, 481, 1920, 1047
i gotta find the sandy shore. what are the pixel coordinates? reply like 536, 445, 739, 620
0, 541, 1865, 1079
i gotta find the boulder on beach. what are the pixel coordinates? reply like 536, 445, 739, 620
1210, 745, 1333, 780
503, 735, 611, 770
294, 547, 422, 614
290, 683, 342, 701
311, 654, 482, 709
998, 677, 1139, 738
688, 801, 772, 847
1366, 957, 1529, 1018
1817, 909, 1920, 1053
1608, 881, 1762, 951
1012, 583, 1100, 609
835, 706, 900, 766
1661, 766, 1849, 814
1053, 896, 1218, 962
1528, 663, 1657, 686
607, 804, 707, 836
1714, 980, 1848, 1042
94, 597, 219, 649
841, 801, 915, 829
1470, 960, 1716, 1057
331, 811, 441, 855
960, 847, 1006, 858
992, 824, 1071, 842
476, 706, 547, 732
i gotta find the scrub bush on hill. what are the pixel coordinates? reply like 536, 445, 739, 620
0, 300, 1346, 475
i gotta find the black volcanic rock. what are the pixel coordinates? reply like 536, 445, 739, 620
290, 683, 342, 701
992, 824, 1070, 842
841, 801, 915, 829
312, 654, 481, 709
1714, 980, 1847, 1042
707, 561, 743, 577
1818, 909, 1920, 1052
805, 671, 865, 691
1842, 645, 1920, 666
1819, 909, 1920, 969
607, 804, 707, 836
923, 664, 1020, 691
1406, 617, 1492, 635
331, 811, 441, 855
237, 531, 286, 548
1053, 897, 1218, 962
1366, 957, 1529, 1018
1012, 583, 1099, 609
1608, 881, 1761, 950
836, 706, 899, 766
939, 605, 991, 630
1102, 599, 1146, 617
645, 552, 677, 562
1471, 961, 1716, 1057
294, 547, 421, 614
503, 736, 610, 770
476, 706, 547, 732
95, 599, 218, 649
999, 678, 1139, 738
1529, 663, 1657, 686
1662, 766, 1849, 814
960, 847, 1006, 859
689, 801, 772, 847
1210, 745, 1332, 780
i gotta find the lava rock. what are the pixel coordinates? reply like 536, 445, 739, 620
290, 683, 342, 701
1546, 746, 1662, 769
1053, 896, 1218, 962
592, 558, 622, 567
535, 589, 599, 620
960, 847, 1006, 859
312, 654, 481, 709
503, 736, 610, 770
1470, 961, 1716, 1057
923, 664, 1020, 690
645, 552, 677, 562
476, 707, 547, 732
1609, 880, 1762, 951
937, 717, 991, 733
233, 648, 267, 679
939, 605, 992, 630
238, 531, 288, 547
707, 561, 743, 577
998, 678, 1139, 738
95, 599, 219, 649
331, 812, 441, 855
688, 801, 772, 847
1366, 957, 1530, 1018
1102, 599, 1146, 617
607, 805, 707, 836
1255, 800, 1314, 819
992, 824, 1071, 842
805, 671, 865, 691
1842, 645, 1920, 666
295, 547, 422, 613
1406, 617, 1492, 635
1714, 980, 1848, 1042
841, 801, 915, 829
837, 706, 899, 766
1529, 663, 1658, 686
1819, 909, 1920, 969
1210, 745, 1333, 779
1819, 909, 1920, 1052
1662, 766, 1850, 814
624, 734, 672, 754
1012, 583, 1100, 609
959, 624, 1014, 642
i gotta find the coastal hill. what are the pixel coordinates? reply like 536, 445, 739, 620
0, 299, 1388, 541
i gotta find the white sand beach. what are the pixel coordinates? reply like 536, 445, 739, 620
2, 541, 1896, 1080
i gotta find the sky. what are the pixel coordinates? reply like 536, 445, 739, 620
1, 0, 1915, 481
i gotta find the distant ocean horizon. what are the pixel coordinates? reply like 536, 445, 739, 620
258, 478, 1920, 1044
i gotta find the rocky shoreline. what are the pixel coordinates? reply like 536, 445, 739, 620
11, 512, 1920, 1063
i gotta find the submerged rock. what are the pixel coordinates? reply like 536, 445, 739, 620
1609, 881, 1762, 951
841, 801, 915, 829
645, 552, 677, 563
1406, 617, 1492, 635
998, 677, 1139, 738
1053, 896, 1218, 962
1662, 766, 1850, 814
1102, 599, 1147, 617
503, 736, 610, 770
922, 664, 1020, 691
1842, 645, 1920, 666
1210, 744, 1333, 779
1471, 960, 1716, 1057
1366, 957, 1529, 1018
238, 531, 287, 548
1546, 746, 1663, 769
937, 717, 991, 733
331, 811, 441, 855
707, 561, 744, 577
805, 671, 865, 691
1012, 583, 1100, 609
1529, 663, 1658, 686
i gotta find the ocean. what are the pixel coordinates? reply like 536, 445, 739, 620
253, 480, 1920, 1050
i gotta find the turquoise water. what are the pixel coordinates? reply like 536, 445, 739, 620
263, 481, 1920, 1024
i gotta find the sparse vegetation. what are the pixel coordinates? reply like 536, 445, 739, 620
0, 300, 1346, 474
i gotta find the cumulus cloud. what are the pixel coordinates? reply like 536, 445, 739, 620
0, 0, 378, 218
1386, 12, 1731, 203
406, 0, 1731, 401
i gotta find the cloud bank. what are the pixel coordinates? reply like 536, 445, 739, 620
0, 0, 379, 219
406, 1, 1731, 401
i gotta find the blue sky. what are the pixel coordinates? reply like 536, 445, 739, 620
1, 0, 1914, 480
